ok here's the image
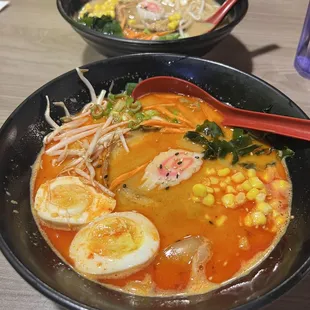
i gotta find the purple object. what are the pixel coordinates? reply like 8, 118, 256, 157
295, 2, 310, 78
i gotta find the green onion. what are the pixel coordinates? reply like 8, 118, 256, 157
129, 101, 142, 113
103, 101, 113, 116
91, 104, 104, 119
125, 83, 138, 95
126, 96, 134, 107
113, 99, 126, 112
108, 93, 116, 101
144, 110, 159, 119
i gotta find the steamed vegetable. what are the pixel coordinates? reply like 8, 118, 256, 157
79, 14, 123, 37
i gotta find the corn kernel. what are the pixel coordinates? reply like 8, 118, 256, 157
246, 188, 260, 200
210, 177, 219, 185
222, 194, 235, 208
275, 215, 286, 226
226, 185, 236, 194
256, 192, 266, 202
244, 214, 253, 227
235, 192, 246, 205
249, 177, 265, 189
206, 186, 214, 193
219, 181, 227, 189
218, 168, 230, 177
271, 180, 290, 197
214, 187, 220, 193
215, 215, 228, 227
241, 180, 252, 191
231, 172, 245, 183
272, 210, 280, 218
168, 13, 181, 21
128, 19, 136, 26
239, 236, 250, 250
205, 168, 216, 176
247, 169, 256, 177
94, 4, 100, 10
251, 211, 267, 226
270, 199, 281, 210
225, 176, 231, 183
192, 184, 207, 197
168, 21, 179, 30
260, 166, 276, 183
257, 202, 272, 215
191, 196, 200, 203
236, 185, 243, 191
85, 3, 91, 9
202, 194, 215, 206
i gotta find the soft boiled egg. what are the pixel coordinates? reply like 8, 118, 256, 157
69, 211, 160, 279
34, 176, 116, 230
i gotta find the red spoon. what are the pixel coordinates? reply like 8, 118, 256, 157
132, 76, 310, 141
206, 0, 239, 25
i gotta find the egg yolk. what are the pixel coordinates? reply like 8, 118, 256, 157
88, 218, 143, 258
49, 184, 92, 209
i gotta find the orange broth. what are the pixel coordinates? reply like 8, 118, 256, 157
32, 93, 291, 296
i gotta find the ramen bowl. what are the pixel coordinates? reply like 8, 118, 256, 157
1, 54, 310, 310
57, 0, 248, 57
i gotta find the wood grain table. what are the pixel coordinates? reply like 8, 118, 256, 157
1, 0, 310, 309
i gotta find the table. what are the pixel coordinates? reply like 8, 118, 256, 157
1, 0, 310, 309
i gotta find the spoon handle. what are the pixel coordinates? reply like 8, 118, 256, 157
206, 0, 239, 25
223, 108, 310, 141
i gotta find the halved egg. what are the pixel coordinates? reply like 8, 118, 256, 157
69, 211, 160, 278
34, 176, 116, 230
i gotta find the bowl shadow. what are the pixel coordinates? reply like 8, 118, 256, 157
204, 35, 280, 74
82, 35, 280, 76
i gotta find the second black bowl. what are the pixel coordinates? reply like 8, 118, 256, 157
57, 0, 248, 57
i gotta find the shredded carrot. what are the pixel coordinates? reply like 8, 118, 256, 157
109, 162, 149, 191
176, 103, 202, 125
155, 106, 194, 127
123, 28, 173, 40
160, 128, 189, 134
141, 119, 186, 128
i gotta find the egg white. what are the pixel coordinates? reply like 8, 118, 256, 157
69, 211, 160, 278
34, 176, 116, 229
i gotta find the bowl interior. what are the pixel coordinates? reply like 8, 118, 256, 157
1, 54, 310, 310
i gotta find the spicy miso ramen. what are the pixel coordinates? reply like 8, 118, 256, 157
77, 0, 225, 40
31, 69, 292, 296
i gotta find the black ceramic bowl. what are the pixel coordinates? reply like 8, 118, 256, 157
1, 54, 310, 310
57, 0, 248, 57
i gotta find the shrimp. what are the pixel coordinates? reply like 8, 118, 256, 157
141, 149, 203, 190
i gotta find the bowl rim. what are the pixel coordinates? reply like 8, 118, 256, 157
1, 53, 309, 310
56, 0, 249, 45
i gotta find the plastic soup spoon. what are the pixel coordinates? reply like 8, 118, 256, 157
132, 76, 310, 141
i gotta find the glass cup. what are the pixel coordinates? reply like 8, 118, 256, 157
294, 2, 310, 79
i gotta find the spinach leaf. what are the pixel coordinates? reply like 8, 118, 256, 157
232, 128, 244, 139
277, 146, 295, 159
158, 33, 180, 40
238, 144, 261, 156
184, 131, 208, 145
231, 135, 252, 149
79, 14, 123, 37
196, 120, 224, 138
